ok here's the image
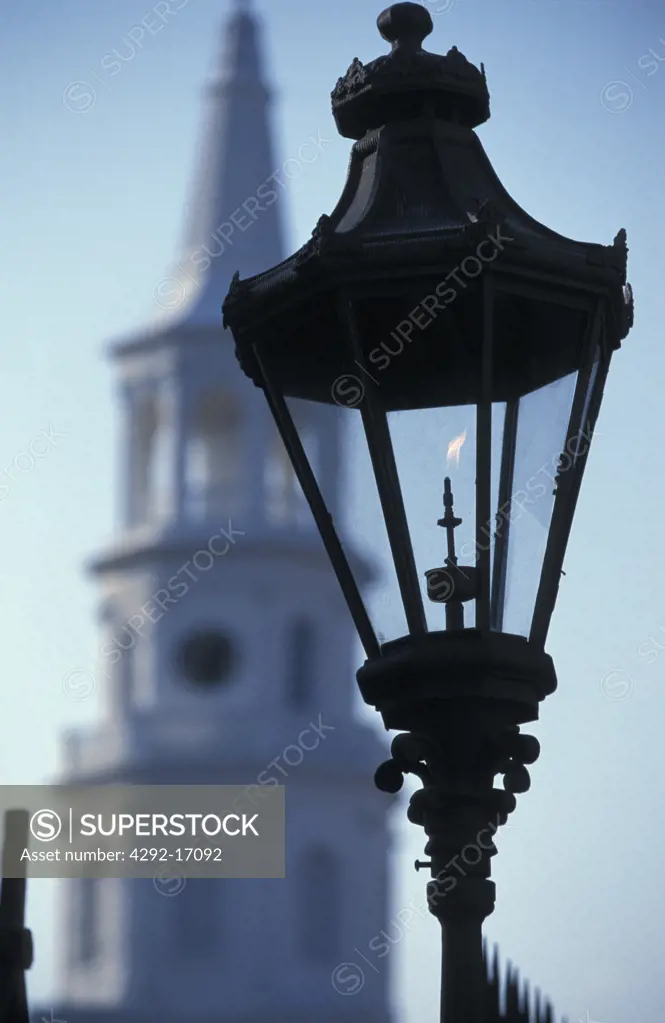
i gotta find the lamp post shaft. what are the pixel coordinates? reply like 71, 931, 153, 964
440, 917, 486, 1023
424, 792, 497, 1023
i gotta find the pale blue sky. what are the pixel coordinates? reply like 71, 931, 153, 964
2, 1, 664, 1020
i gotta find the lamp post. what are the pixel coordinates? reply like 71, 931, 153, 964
223, 4, 633, 1020
0, 810, 33, 1023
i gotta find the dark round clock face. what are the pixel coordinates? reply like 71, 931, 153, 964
177, 631, 235, 688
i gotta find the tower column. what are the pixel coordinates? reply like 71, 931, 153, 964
174, 375, 196, 524
119, 384, 137, 527
246, 394, 269, 527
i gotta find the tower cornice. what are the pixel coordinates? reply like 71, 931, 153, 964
87, 530, 376, 588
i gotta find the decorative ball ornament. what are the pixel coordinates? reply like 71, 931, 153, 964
503, 764, 531, 795
377, 2, 433, 48
375, 759, 405, 793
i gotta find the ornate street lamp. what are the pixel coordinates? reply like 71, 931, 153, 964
223, 4, 633, 1021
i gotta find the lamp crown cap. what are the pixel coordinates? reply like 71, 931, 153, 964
331, 2, 490, 138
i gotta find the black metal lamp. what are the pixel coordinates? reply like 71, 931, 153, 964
223, 4, 633, 1020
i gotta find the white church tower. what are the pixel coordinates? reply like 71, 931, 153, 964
53, 3, 393, 1022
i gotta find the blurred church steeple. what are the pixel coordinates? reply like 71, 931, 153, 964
52, 7, 392, 1020
167, 0, 286, 328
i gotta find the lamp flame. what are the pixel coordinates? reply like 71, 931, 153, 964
446, 430, 467, 467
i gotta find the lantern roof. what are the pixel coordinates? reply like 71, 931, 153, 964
223, 3, 633, 379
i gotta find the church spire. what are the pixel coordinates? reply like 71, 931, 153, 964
162, 1, 286, 329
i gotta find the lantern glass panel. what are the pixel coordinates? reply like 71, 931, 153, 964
574, 344, 601, 467
266, 399, 322, 529
281, 392, 411, 643
489, 400, 508, 605
349, 409, 410, 642
494, 372, 579, 637
388, 405, 477, 630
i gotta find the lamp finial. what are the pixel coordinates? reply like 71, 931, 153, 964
377, 3, 433, 52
